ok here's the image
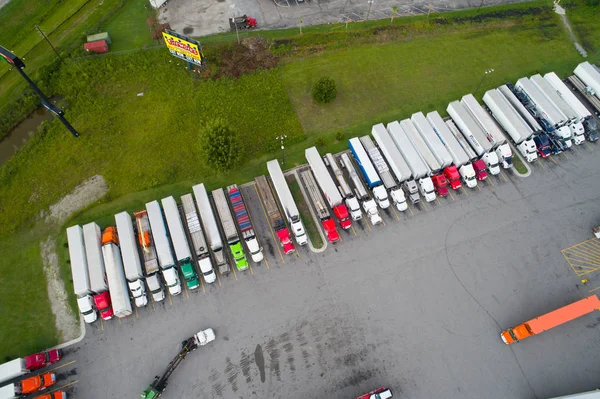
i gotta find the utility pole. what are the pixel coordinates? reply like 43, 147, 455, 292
366, 0, 374, 21
0, 45, 79, 137
299, 17, 303, 35
474, 68, 494, 96
231, 5, 240, 44
35, 25, 63, 63
276, 135, 287, 165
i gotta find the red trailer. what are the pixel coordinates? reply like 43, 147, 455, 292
84, 40, 109, 54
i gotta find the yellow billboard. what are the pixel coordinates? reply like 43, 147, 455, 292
162, 30, 203, 66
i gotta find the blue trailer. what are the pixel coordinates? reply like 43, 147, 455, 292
348, 137, 389, 209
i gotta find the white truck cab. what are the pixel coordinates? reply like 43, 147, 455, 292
482, 152, 500, 175
458, 164, 477, 188
128, 280, 148, 307
162, 268, 182, 296
146, 274, 166, 302
372, 186, 390, 209
345, 196, 362, 221
390, 188, 408, 211
362, 199, 382, 225
77, 295, 98, 324
419, 177, 436, 202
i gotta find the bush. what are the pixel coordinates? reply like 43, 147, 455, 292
335, 131, 345, 141
315, 136, 326, 147
200, 119, 241, 172
311, 76, 337, 104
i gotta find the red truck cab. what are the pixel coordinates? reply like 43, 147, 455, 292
472, 159, 488, 181
25, 349, 62, 370
431, 174, 449, 197
276, 229, 295, 255
356, 387, 393, 399
322, 218, 340, 243
332, 204, 351, 229
444, 166, 461, 190
94, 291, 114, 320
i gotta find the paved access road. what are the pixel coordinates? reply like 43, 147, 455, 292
58, 144, 599, 399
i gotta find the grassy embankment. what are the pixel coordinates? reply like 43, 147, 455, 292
0, 0, 599, 360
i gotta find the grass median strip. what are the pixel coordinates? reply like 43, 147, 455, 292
286, 174, 324, 249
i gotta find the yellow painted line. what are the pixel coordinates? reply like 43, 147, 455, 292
264, 257, 270, 269
550, 155, 557, 164
184, 283, 189, 299
488, 176, 496, 187
249, 264, 254, 275
200, 277, 205, 293
392, 207, 400, 221
48, 360, 76, 372
381, 218, 386, 226
351, 225, 358, 236
227, 251, 238, 280
585, 142, 593, 151
118, 318, 121, 324
56, 380, 78, 390
422, 201, 428, 211
589, 286, 600, 293
562, 151, 569, 159
253, 183, 284, 264
461, 187, 469, 196
477, 184, 482, 191
233, 267, 238, 280
338, 230, 343, 242
449, 191, 455, 201
100, 317, 104, 331
407, 203, 415, 216
566, 248, 600, 263
537, 158, 545, 169
364, 217, 372, 232
435, 197, 441, 205
216, 271, 222, 287
168, 290, 173, 305
500, 170, 508, 182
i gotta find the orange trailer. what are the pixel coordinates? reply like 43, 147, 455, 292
501, 295, 600, 344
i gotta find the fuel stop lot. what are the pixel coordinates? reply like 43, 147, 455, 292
62, 145, 600, 399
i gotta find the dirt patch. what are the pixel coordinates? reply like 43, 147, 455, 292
44, 175, 109, 226
205, 38, 279, 79
41, 237, 80, 342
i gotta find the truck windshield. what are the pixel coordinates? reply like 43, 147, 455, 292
509, 329, 518, 343
151, 288, 162, 294
82, 309, 95, 316
203, 270, 214, 276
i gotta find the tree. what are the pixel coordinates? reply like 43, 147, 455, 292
311, 77, 337, 104
390, 5, 399, 24
200, 119, 241, 172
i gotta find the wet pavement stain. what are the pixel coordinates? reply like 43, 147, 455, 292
254, 344, 266, 383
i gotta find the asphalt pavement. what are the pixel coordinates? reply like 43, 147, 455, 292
55, 142, 600, 399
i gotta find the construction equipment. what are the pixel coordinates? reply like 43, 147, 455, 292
141, 328, 216, 399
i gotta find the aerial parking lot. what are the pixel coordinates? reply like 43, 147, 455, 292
58, 141, 600, 399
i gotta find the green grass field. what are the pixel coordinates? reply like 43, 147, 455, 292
104, 0, 156, 51
0, 0, 599, 360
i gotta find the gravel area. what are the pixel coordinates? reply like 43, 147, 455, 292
44, 175, 108, 226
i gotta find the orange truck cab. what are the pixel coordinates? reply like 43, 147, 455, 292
34, 391, 67, 399
20, 372, 56, 394
501, 295, 600, 344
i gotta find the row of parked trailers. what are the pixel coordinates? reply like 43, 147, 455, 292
297, 63, 600, 241
67, 169, 309, 323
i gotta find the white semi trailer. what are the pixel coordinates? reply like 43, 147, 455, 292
411, 112, 453, 168
181, 193, 216, 284
461, 94, 513, 168
360, 134, 407, 211
388, 120, 436, 202
325, 153, 362, 221
146, 200, 182, 295
339, 152, 383, 225
115, 211, 148, 307
531, 74, 584, 145
574, 62, 600, 103
447, 100, 500, 175
266, 160, 308, 246
101, 227, 133, 318
371, 123, 416, 206
483, 89, 537, 163
67, 225, 98, 323
426, 111, 477, 187
515, 77, 572, 147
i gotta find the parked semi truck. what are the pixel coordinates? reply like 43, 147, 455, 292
447, 100, 501, 175
546, 72, 599, 142
387, 120, 436, 202
134, 210, 166, 302
101, 227, 133, 318
361, 131, 408, 210
483, 89, 538, 163
213, 188, 249, 271
498, 84, 552, 158
181, 193, 217, 284
531, 74, 584, 145
82, 222, 114, 320
115, 212, 148, 307
575, 61, 600, 98
400, 118, 449, 197
426, 111, 477, 188
461, 94, 514, 168
0, 351, 62, 385
266, 160, 308, 246
146, 200, 183, 295
227, 185, 264, 263
339, 153, 383, 225
162, 196, 200, 290
305, 146, 352, 229
300, 169, 340, 243
348, 137, 390, 209
0, 373, 57, 399
192, 183, 230, 275
515, 77, 572, 149
255, 175, 295, 254
371, 123, 419, 203
325, 153, 362, 221
66, 225, 98, 323
411, 113, 462, 190
501, 295, 600, 344
445, 119, 488, 180
567, 75, 600, 141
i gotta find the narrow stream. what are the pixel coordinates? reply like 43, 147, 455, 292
0, 107, 55, 166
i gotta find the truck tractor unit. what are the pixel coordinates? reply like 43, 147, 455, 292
255, 175, 296, 254
115, 212, 148, 307
0, 350, 62, 386
162, 196, 200, 290
300, 169, 340, 243
134, 210, 166, 302
213, 188, 249, 271
181, 193, 217, 284
266, 160, 308, 246
348, 137, 391, 209
82, 222, 114, 320
101, 227, 133, 318
325, 153, 362, 221
67, 225, 98, 324
339, 153, 383, 225
227, 184, 264, 263
305, 146, 352, 229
